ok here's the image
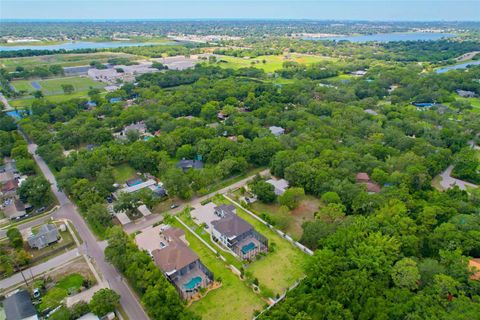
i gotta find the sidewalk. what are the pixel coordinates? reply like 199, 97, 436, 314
0, 248, 80, 292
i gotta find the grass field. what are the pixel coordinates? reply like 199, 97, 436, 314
0, 52, 139, 71
215, 196, 308, 296
11, 76, 104, 95
249, 196, 320, 240
171, 220, 265, 320
10, 91, 91, 108
215, 54, 333, 73
113, 164, 137, 184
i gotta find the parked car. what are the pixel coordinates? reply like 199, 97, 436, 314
170, 204, 179, 209
35, 207, 46, 214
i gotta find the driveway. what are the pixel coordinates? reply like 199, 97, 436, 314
438, 165, 478, 191
190, 202, 219, 231
124, 169, 270, 234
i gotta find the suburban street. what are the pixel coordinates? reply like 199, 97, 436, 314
0, 248, 80, 290
24, 141, 150, 320
0, 211, 55, 238
123, 169, 270, 234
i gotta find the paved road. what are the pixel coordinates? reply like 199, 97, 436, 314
0, 248, 80, 291
0, 212, 55, 238
0, 93, 13, 111
438, 165, 478, 191
25, 142, 149, 320
124, 169, 270, 234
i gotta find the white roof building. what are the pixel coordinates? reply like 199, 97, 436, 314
266, 178, 289, 196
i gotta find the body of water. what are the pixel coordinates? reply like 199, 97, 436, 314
436, 61, 480, 74
304, 32, 455, 43
0, 40, 179, 51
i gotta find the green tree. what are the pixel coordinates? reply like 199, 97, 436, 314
17, 176, 52, 207
391, 258, 420, 290
251, 180, 276, 203
61, 84, 75, 95
278, 187, 305, 209
6, 228, 23, 249
90, 288, 120, 317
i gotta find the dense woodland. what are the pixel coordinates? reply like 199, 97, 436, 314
1, 27, 480, 319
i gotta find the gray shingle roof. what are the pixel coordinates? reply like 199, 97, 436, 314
212, 214, 252, 238
28, 224, 59, 249
4, 290, 37, 320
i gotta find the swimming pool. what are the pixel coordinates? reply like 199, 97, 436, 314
184, 276, 202, 290
6, 110, 30, 120
241, 242, 256, 254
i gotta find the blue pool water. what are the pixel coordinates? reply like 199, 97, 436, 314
184, 276, 202, 290
6, 110, 30, 120
31, 81, 41, 90
241, 242, 256, 254
413, 103, 434, 108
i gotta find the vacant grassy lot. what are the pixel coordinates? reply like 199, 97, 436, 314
216, 54, 333, 73
39, 273, 85, 311
113, 164, 137, 184
172, 220, 265, 320
11, 76, 103, 95
215, 196, 308, 296
250, 196, 320, 240
0, 52, 139, 71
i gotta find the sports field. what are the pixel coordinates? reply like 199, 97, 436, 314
216, 54, 333, 73
11, 76, 104, 95
0, 52, 139, 71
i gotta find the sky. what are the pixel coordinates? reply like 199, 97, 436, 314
1, 0, 479, 21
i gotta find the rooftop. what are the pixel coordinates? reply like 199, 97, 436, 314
151, 227, 199, 275
269, 126, 285, 136
176, 159, 204, 171
4, 290, 37, 320
212, 213, 252, 239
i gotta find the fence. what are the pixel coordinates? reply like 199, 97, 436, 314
223, 195, 314, 256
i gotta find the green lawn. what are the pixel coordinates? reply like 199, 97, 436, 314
11, 76, 104, 95
215, 196, 309, 296
172, 220, 265, 320
113, 164, 137, 184
215, 54, 333, 73
0, 52, 139, 72
10, 91, 90, 108
39, 273, 85, 311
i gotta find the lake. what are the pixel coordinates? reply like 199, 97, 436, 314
436, 61, 480, 74
0, 40, 180, 51
304, 32, 455, 43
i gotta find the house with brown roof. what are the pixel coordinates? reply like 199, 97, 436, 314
3, 198, 27, 220
1, 179, 19, 197
212, 212, 268, 260
356, 172, 381, 193
148, 227, 213, 299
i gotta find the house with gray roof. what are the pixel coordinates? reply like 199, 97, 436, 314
176, 159, 204, 172
269, 126, 285, 136
3, 290, 38, 320
214, 204, 236, 218
266, 178, 289, 196
27, 224, 59, 249
211, 212, 268, 260
3, 198, 26, 220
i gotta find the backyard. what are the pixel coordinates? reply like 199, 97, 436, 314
171, 220, 265, 320
113, 164, 137, 184
214, 196, 308, 296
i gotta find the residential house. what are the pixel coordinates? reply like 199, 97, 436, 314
214, 204, 236, 218
356, 172, 381, 193
1, 179, 19, 197
212, 213, 268, 260
350, 70, 367, 76
27, 224, 60, 249
456, 89, 476, 98
150, 227, 213, 299
3, 198, 26, 220
3, 290, 38, 320
176, 159, 204, 172
266, 178, 289, 196
269, 126, 285, 136
114, 179, 162, 199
